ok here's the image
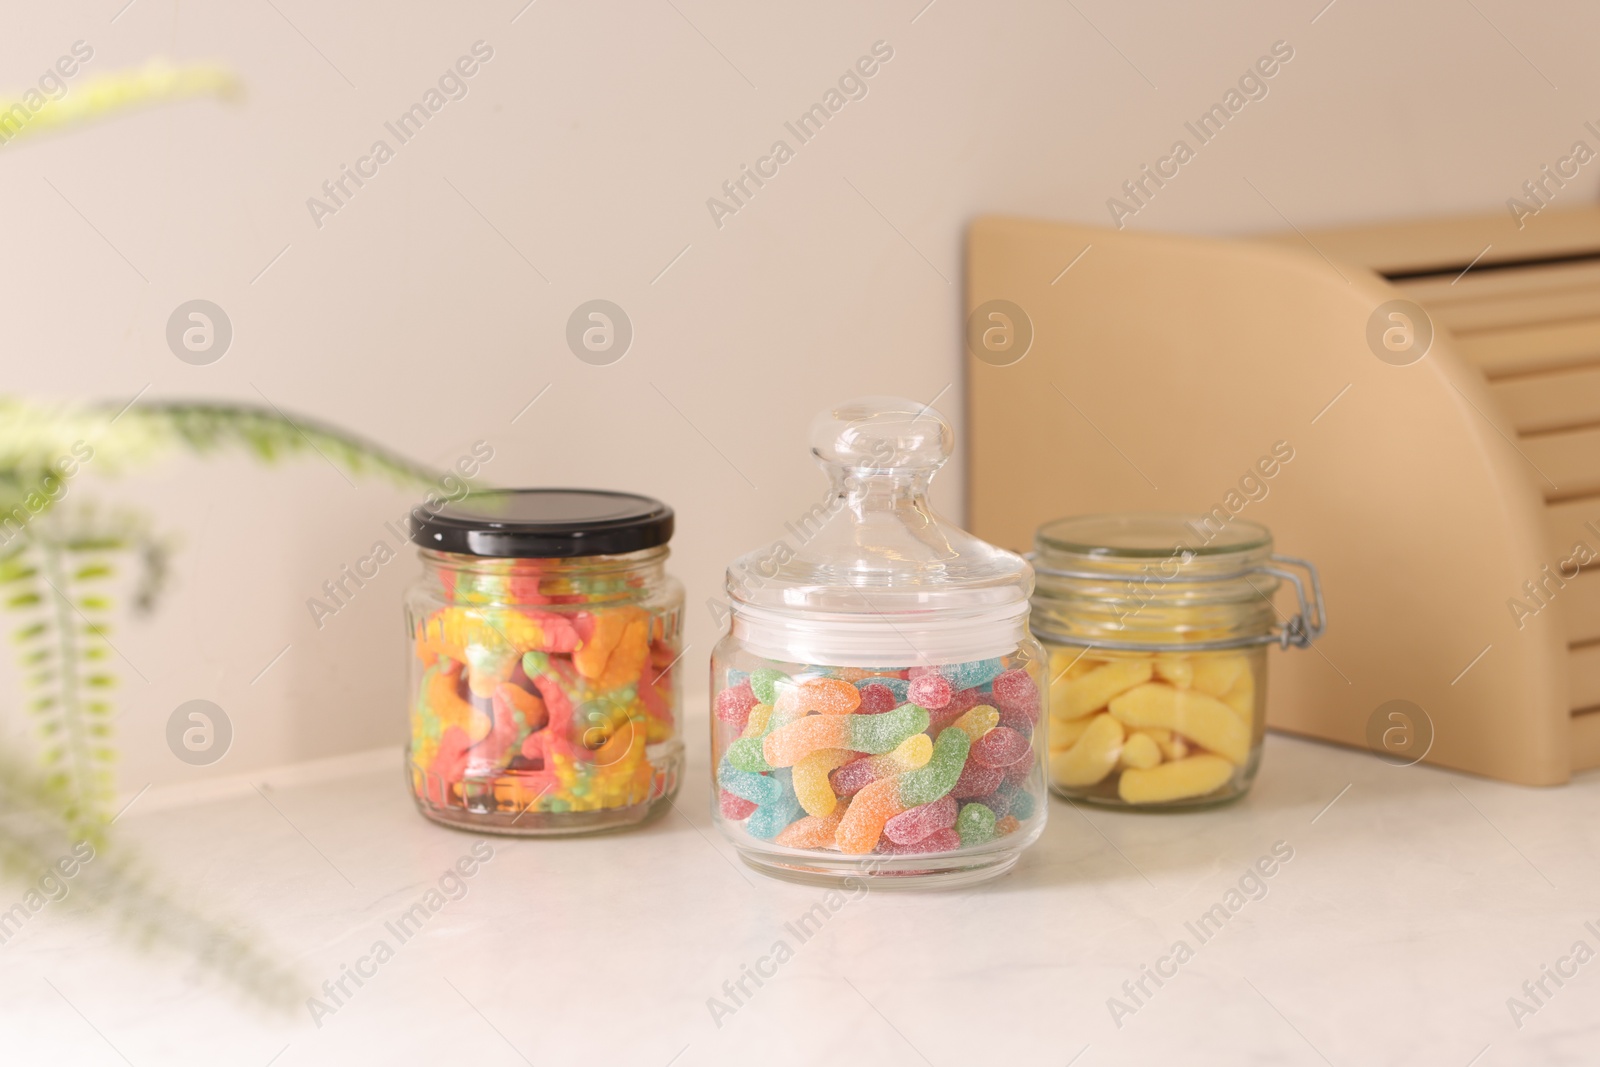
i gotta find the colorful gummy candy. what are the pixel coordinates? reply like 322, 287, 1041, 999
712, 656, 1043, 856
408, 559, 679, 822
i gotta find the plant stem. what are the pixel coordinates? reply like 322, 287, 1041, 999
36, 538, 98, 830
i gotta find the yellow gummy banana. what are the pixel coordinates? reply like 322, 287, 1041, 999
1118, 754, 1234, 804
1153, 655, 1193, 689
1118, 731, 1162, 770
1108, 683, 1250, 765
1191, 654, 1248, 698
1049, 712, 1124, 787
1222, 668, 1255, 722
1048, 715, 1093, 753
1054, 659, 1153, 720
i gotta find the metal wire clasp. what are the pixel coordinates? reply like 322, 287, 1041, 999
1262, 555, 1325, 649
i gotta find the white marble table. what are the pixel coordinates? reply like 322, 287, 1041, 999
3, 725, 1598, 1067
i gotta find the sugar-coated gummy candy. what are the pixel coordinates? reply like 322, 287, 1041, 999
829, 733, 933, 796
877, 827, 960, 854
899, 728, 972, 807
749, 668, 787, 705
720, 789, 758, 820
977, 789, 1010, 819
942, 657, 1005, 691
883, 795, 958, 845
715, 683, 757, 729
990, 668, 1040, 723
951, 759, 1003, 799
996, 706, 1034, 739
776, 676, 861, 716
867, 676, 910, 701
835, 729, 970, 855
746, 769, 801, 839
1003, 754, 1033, 787
996, 814, 1020, 836
856, 684, 899, 713
907, 674, 952, 710
1004, 785, 1035, 821
718, 759, 784, 806
956, 802, 997, 846
726, 736, 772, 773
763, 703, 929, 767
951, 705, 1000, 741
971, 725, 1030, 768
727, 699, 801, 772
793, 748, 853, 818
774, 797, 851, 849
741, 703, 774, 739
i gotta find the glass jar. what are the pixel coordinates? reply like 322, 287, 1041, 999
1031, 514, 1324, 809
711, 397, 1047, 887
405, 490, 683, 834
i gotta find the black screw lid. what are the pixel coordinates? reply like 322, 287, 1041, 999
410, 489, 674, 558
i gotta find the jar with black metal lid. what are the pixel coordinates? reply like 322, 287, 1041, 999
405, 489, 683, 834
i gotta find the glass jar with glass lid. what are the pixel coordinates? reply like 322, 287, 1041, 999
1031, 514, 1324, 809
710, 397, 1048, 886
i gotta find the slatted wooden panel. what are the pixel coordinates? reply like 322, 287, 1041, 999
1278, 208, 1600, 764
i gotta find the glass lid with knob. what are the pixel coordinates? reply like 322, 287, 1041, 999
726, 395, 1032, 615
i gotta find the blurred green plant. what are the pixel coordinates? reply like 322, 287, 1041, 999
0, 396, 437, 1005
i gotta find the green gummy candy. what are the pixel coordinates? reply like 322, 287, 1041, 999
957, 802, 997, 846
749, 667, 787, 705
898, 728, 970, 807
727, 736, 771, 772
850, 703, 930, 754
521, 651, 550, 677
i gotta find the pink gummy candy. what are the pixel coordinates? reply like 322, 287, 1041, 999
878, 827, 961, 854
952, 759, 1004, 799
908, 674, 952, 710
856, 684, 898, 714
978, 790, 1011, 819
997, 705, 1034, 739
715, 683, 757, 729
830, 757, 879, 797
991, 668, 1040, 722
719, 789, 758, 820
1003, 754, 1033, 786
883, 795, 958, 845
927, 692, 983, 735
971, 726, 1030, 768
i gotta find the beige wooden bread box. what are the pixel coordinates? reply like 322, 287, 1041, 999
967, 208, 1600, 785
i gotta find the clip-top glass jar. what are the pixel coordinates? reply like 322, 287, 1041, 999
1031, 514, 1324, 809
711, 397, 1047, 886
405, 489, 683, 834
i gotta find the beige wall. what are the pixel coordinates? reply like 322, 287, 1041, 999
3, 0, 1596, 790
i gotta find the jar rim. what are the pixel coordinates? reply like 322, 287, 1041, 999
1036, 512, 1272, 562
